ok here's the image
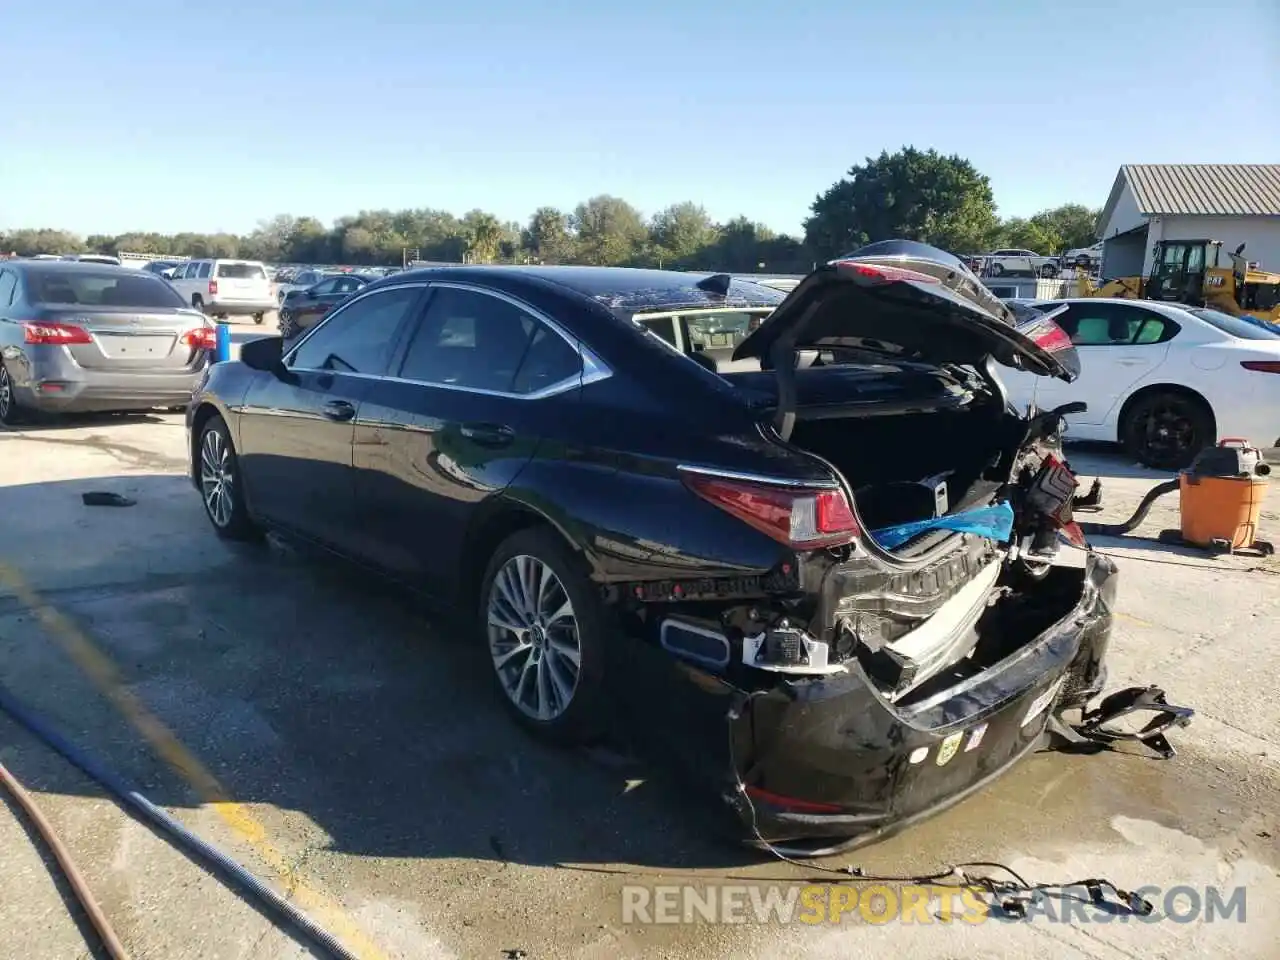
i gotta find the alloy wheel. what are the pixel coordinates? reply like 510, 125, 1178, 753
199, 428, 235, 528
486, 555, 582, 721
1137, 401, 1196, 465
0, 367, 11, 421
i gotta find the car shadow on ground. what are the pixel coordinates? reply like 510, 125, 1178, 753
1, 411, 171, 433
0, 474, 761, 874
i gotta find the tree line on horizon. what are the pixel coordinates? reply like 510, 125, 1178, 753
1, 148, 1101, 272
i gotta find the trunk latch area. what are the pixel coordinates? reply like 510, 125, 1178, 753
1047, 685, 1194, 759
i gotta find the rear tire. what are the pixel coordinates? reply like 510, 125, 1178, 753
253, 313, 265, 325
0, 363, 29, 426
478, 527, 607, 745
1122, 391, 1214, 470
197, 414, 263, 541
192, 294, 205, 312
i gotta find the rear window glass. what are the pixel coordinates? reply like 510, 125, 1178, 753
1187, 307, 1280, 340
27, 269, 187, 308
684, 310, 771, 351
215, 263, 267, 280
634, 308, 772, 355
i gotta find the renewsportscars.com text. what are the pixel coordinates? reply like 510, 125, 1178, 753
621, 884, 1248, 926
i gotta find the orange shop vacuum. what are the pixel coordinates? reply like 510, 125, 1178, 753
1077, 439, 1274, 556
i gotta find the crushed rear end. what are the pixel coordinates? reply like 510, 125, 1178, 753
635, 244, 1191, 852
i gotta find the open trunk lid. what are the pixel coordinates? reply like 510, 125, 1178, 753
733, 241, 1080, 385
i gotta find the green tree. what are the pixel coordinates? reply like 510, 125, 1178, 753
462, 209, 504, 263
523, 207, 576, 263
1029, 203, 1100, 252
649, 202, 718, 266
804, 147, 1000, 259
571, 195, 647, 266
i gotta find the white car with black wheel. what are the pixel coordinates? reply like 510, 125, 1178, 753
997, 298, 1280, 469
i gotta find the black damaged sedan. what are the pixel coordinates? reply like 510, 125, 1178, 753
187, 241, 1179, 853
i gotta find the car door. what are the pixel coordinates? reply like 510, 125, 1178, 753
352, 282, 587, 586
294, 277, 340, 324
235, 284, 426, 549
1025, 302, 1177, 438
314, 275, 365, 318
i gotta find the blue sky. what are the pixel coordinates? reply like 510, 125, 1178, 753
2, 0, 1276, 238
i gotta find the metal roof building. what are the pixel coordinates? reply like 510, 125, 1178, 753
1096, 164, 1280, 278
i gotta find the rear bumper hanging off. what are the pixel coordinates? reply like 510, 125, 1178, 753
1045, 685, 1194, 759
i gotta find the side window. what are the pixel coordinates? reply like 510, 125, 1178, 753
0, 270, 15, 307
197, 262, 212, 279
1062, 304, 1161, 347
336, 277, 364, 294
311, 278, 339, 295
511, 323, 582, 394
398, 287, 581, 394
289, 287, 420, 374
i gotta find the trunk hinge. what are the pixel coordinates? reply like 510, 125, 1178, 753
771, 338, 797, 442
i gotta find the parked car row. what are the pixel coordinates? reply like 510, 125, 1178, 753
963, 244, 1105, 279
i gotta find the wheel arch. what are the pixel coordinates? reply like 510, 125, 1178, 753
459, 494, 584, 615
1115, 382, 1217, 443
188, 400, 234, 488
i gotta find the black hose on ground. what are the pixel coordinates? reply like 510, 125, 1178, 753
1077, 478, 1179, 537
0, 683, 362, 960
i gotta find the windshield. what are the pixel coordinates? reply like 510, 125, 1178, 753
215, 262, 268, 280
29, 268, 188, 308
1187, 307, 1280, 340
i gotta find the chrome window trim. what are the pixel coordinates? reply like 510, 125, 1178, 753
283, 279, 612, 400
676, 463, 839, 490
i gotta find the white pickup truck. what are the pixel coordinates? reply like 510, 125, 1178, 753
981, 248, 1059, 278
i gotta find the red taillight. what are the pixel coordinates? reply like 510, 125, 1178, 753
681, 472, 860, 549
181, 327, 217, 351
1241, 360, 1280, 374
208, 279, 218, 295
833, 260, 941, 285
22, 321, 92, 345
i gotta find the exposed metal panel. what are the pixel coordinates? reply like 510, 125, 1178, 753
1123, 164, 1280, 217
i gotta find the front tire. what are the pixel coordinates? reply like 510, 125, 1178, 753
1122, 391, 1214, 470
479, 527, 606, 744
197, 414, 262, 541
278, 310, 299, 340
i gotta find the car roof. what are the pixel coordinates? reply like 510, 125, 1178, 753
382, 264, 786, 314
7, 259, 142, 275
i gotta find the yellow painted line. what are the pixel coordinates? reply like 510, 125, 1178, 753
1116, 610, 1156, 628
0, 562, 391, 960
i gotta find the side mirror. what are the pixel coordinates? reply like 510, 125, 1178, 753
239, 335, 296, 383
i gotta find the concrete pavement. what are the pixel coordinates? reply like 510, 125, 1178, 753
0, 412, 1275, 959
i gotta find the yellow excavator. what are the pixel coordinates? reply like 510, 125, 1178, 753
1081, 239, 1280, 324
